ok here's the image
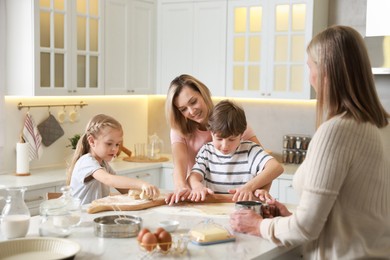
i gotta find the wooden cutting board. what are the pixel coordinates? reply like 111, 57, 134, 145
87, 193, 235, 214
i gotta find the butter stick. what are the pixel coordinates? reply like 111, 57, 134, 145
190, 226, 229, 242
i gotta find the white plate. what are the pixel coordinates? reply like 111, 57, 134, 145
0, 237, 80, 260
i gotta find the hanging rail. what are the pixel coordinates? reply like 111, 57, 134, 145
17, 101, 88, 110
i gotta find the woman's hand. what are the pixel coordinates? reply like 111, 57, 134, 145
230, 209, 262, 236
228, 187, 256, 202
262, 199, 292, 218
165, 186, 191, 205
188, 186, 214, 202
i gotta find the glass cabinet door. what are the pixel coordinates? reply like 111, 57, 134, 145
38, 0, 102, 95
75, 0, 101, 93
269, 1, 307, 97
226, 0, 268, 98
39, 0, 67, 92
227, 0, 319, 99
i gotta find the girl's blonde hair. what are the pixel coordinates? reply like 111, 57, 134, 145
165, 74, 214, 136
66, 114, 123, 185
307, 25, 389, 128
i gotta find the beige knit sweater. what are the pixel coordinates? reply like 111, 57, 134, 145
260, 115, 390, 259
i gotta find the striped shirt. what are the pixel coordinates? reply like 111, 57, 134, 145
190, 141, 273, 193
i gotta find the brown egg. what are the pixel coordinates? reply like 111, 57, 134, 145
137, 228, 150, 242
141, 232, 157, 252
157, 230, 172, 251
154, 227, 165, 237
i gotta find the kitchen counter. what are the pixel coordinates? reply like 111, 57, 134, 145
0, 202, 302, 259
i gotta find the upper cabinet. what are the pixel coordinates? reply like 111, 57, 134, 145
156, 0, 227, 96
6, 0, 104, 96
226, 0, 328, 99
104, 0, 156, 94
6, 0, 155, 96
6, 0, 328, 98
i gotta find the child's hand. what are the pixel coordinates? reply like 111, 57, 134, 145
254, 189, 273, 202
188, 186, 214, 202
141, 184, 160, 200
228, 187, 256, 202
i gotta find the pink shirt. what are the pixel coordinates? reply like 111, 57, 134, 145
170, 126, 256, 173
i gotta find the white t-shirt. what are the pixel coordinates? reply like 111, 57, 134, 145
70, 153, 116, 205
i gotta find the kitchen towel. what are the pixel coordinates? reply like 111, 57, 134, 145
38, 113, 64, 146
16, 142, 30, 175
22, 112, 43, 161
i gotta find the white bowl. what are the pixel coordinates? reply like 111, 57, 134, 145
0, 237, 80, 260
159, 220, 179, 232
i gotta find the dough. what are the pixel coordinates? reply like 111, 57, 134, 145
128, 189, 141, 200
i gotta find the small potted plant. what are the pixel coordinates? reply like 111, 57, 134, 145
68, 134, 81, 150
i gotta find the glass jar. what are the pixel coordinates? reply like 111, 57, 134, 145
39, 186, 81, 238
1, 187, 31, 239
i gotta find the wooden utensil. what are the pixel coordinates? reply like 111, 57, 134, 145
87, 194, 237, 214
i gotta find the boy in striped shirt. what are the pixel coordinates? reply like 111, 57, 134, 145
187, 100, 284, 202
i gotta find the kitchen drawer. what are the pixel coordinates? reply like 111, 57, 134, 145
269, 179, 279, 201
159, 168, 174, 190
25, 186, 56, 216
278, 179, 299, 205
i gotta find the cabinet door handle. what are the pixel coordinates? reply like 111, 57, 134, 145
135, 173, 151, 179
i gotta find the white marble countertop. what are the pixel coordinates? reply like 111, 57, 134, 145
0, 202, 300, 259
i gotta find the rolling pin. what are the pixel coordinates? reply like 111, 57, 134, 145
117, 144, 132, 157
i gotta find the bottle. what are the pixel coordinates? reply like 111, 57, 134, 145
1, 187, 31, 239
147, 133, 163, 160
295, 137, 302, 149
39, 186, 81, 237
282, 135, 288, 149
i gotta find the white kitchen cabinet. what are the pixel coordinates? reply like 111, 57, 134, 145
104, 0, 156, 94
156, 0, 227, 96
278, 178, 299, 204
122, 168, 161, 187
226, 0, 328, 99
6, 0, 104, 96
24, 186, 56, 216
269, 178, 279, 201
159, 167, 174, 190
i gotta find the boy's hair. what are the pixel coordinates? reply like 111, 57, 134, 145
208, 100, 247, 138
66, 114, 123, 185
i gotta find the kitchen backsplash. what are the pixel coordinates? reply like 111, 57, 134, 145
3, 90, 390, 174
1, 96, 317, 173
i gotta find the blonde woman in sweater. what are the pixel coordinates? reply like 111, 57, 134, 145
230, 25, 390, 259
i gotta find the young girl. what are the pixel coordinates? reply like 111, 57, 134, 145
67, 114, 160, 205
